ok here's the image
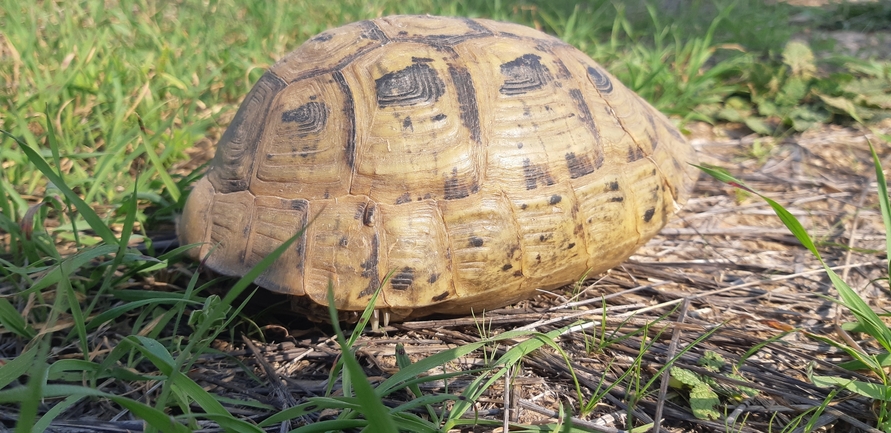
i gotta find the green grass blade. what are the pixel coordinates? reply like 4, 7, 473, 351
28, 244, 117, 294
34, 394, 85, 432
0, 297, 36, 339
698, 163, 891, 354
0, 384, 192, 433
3, 131, 118, 245
868, 141, 891, 280
0, 346, 37, 389
42, 105, 62, 176
137, 116, 181, 202
291, 419, 367, 432
326, 286, 398, 433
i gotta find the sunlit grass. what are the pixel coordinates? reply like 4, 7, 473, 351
1, 0, 890, 430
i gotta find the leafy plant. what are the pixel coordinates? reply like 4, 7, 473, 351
705, 40, 891, 134
669, 351, 758, 420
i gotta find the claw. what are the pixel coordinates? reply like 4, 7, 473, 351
371, 309, 380, 332
382, 310, 390, 328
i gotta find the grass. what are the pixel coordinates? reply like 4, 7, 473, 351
2, 0, 891, 431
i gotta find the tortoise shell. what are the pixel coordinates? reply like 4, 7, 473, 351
179, 15, 698, 320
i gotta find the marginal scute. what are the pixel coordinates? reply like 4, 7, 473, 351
379, 200, 454, 308
182, 15, 698, 321
302, 197, 383, 310
246, 196, 309, 296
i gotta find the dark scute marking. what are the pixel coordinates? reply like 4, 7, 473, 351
404, 18, 492, 46
395, 192, 412, 205
354, 203, 366, 220
644, 112, 660, 150
432, 113, 447, 122
565, 152, 598, 179
310, 32, 332, 42
448, 65, 482, 143
607, 181, 620, 191
362, 203, 376, 227
499, 54, 552, 95
391, 267, 415, 291
522, 159, 555, 190
520, 203, 528, 210
333, 72, 357, 168
549, 194, 562, 205
432, 291, 450, 302
462, 17, 493, 35
375, 63, 445, 108
281, 101, 328, 136
567, 242, 576, 249
291, 209, 308, 270
513, 270, 523, 277
568, 88, 603, 148
443, 167, 471, 200
339, 236, 349, 247
502, 263, 513, 271
358, 235, 381, 297
610, 196, 624, 203
360, 20, 388, 41
586, 65, 614, 93
412, 57, 434, 63
627, 145, 644, 162
402, 116, 413, 131
552, 58, 572, 80
643, 207, 656, 223
469, 237, 484, 247
539, 233, 552, 242
288, 199, 308, 211
660, 113, 685, 141
428, 273, 439, 284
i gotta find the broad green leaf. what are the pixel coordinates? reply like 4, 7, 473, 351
816, 93, 862, 122
670, 367, 702, 387
0, 297, 35, 339
812, 375, 891, 401
0, 346, 37, 389
782, 40, 816, 78
690, 382, 721, 420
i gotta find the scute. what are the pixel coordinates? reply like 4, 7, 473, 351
179, 15, 698, 321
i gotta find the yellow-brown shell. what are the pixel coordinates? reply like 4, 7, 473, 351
179, 15, 698, 319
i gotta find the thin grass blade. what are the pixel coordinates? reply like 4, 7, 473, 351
4, 131, 117, 245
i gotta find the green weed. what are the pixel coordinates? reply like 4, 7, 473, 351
698, 137, 891, 430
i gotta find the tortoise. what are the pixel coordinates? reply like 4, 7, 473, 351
179, 15, 698, 323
